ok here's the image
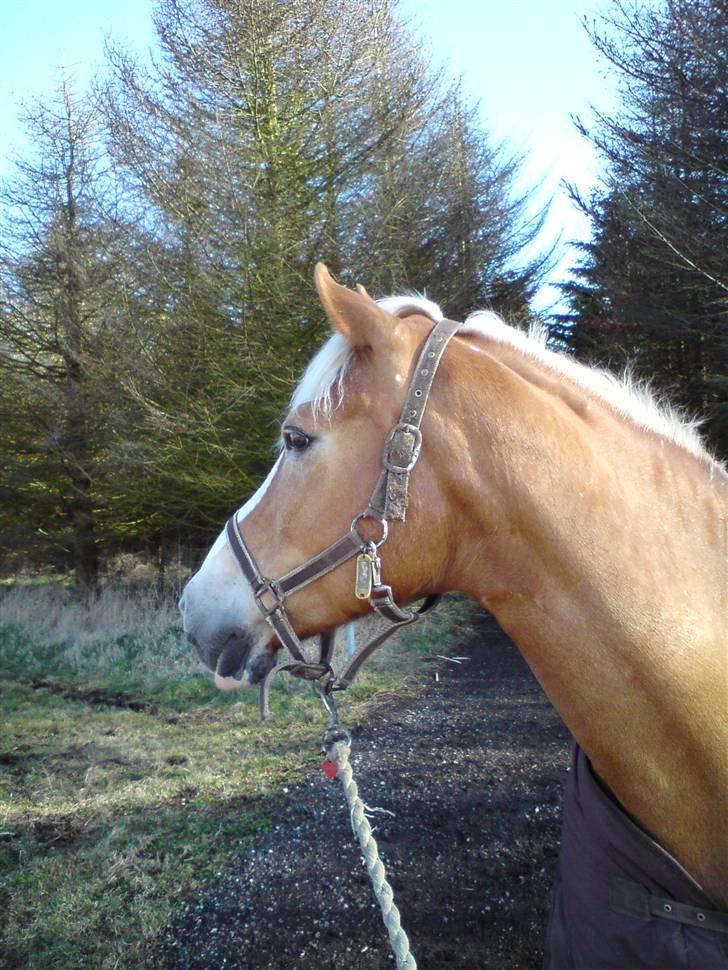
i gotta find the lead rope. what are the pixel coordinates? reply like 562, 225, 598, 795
326, 740, 417, 970
318, 687, 417, 970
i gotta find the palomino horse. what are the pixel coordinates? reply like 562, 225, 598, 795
180, 264, 728, 966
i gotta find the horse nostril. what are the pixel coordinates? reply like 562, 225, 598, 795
178, 594, 187, 614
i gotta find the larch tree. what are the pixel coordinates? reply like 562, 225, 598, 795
101, 0, 552, 555
0, 78, 144, 589
1, 0, 554, 576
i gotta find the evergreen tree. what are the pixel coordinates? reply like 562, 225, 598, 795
557, 0, 728, 458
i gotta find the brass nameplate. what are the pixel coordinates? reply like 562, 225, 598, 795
355, 553, 374, 599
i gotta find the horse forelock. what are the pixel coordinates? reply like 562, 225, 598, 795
290, 295, 445, 417
290, 293, 724, 473
290, 331, 354, 417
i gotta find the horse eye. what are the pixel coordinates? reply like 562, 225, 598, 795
283, 428, 312, 453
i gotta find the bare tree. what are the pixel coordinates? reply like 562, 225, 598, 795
1, 0, 554, 574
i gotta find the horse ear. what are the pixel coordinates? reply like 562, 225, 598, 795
314, 262, 390, 349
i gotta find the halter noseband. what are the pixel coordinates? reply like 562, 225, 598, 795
226, 315, 461, 717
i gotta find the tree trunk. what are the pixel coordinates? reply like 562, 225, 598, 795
65, 390, 99, 594
69, 473, 99, 594
156, 535, 167, 598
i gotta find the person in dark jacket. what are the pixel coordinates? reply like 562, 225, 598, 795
544, 745, 728, 969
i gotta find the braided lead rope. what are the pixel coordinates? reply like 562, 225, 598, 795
328, 740, 417, 970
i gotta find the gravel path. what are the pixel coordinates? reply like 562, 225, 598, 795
162, 612, 571, 970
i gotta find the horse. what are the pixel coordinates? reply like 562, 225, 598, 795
180, 264, 728, 967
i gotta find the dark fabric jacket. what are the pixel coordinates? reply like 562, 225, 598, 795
544, 744, 728, 969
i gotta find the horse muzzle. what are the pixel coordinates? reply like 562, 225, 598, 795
180, 556, 278, 689
186, 625, 276, 689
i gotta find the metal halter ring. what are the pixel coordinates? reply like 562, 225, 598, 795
351, 511, 389, 548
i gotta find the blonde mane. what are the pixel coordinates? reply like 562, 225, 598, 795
291, 295, 723, 472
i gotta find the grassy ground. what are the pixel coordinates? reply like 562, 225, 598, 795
0, 583, 474, 969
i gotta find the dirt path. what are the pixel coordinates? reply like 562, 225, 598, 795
162, 613, 571, 970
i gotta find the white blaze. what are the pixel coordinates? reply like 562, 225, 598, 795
181, 455, 284, 687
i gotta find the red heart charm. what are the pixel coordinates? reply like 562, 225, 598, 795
321, 759, 339, 779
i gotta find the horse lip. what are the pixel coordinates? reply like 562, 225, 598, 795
213, 645, 277, 690
215, 632, 252, 679
246, 650, 277, 685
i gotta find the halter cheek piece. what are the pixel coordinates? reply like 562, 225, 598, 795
226, 316, 461, 718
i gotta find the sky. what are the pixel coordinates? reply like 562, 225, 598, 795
0, 0, 617, 310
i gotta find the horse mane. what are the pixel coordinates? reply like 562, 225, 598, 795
291, 295, 724, 472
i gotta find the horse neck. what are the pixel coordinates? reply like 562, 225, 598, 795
442, 339, 728, 901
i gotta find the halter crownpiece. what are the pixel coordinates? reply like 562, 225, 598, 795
369, 315, 460, 520
225, 315, 461, 717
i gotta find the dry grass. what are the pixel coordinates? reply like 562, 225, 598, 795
0, 583, 199, 686
0, 582, 179, 648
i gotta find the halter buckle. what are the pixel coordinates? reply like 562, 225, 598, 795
383, 422, 423, 473
286, 661, 332, 681
255, 579, 285, 616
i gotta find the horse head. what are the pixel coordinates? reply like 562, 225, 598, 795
179, 264, 474, 689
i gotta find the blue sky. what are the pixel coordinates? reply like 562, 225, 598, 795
0, 0, 616, 309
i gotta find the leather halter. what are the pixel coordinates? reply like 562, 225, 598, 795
226, 315, 461, 717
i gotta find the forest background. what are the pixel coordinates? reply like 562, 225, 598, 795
1, 0, 726, 592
